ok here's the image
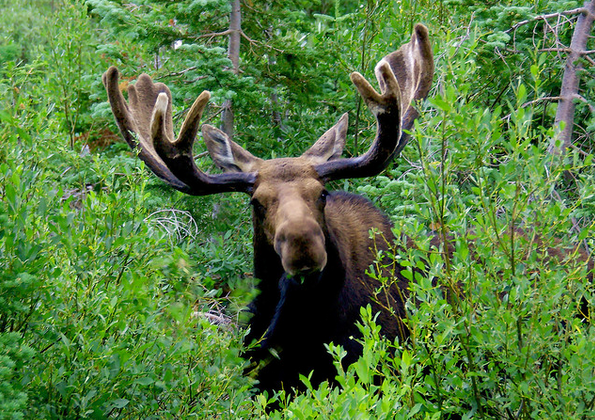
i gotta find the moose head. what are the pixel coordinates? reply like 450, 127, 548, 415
103, 24, 434, 393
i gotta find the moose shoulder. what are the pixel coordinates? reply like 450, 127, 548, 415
103, 24, 434, 393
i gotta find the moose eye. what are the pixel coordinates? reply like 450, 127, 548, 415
250, 198, 266, 218
318, 189, 329, 206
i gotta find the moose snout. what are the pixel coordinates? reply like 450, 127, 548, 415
274, 219, 327, 276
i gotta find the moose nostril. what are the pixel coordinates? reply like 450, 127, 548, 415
274, 221, 327, 275
273, 233, 285, 255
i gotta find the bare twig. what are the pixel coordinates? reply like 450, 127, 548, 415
539, 47, 595, 57
452, 12, 475, 58
183, 75, 209, 84
538, 47, 574, 54
521, 96, 563, 108
240, 30, 257, 45
164, 66, 198, 77
197, 29, 233, 40
505, 8, 588, 34
573, 93, 595, 113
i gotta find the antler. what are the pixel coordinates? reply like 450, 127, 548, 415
102, 67, 255, 195
315, 23, 434, 181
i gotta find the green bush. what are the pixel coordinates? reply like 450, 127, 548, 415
1, 0, 594, 418
1, 132, 255, 418
257, 24, 594, 419
0, 12, 255, 415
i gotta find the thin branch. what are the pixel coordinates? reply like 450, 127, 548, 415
539, 47, 595, 56
569, 142, 594, 157
451, 12, 475, 58
505, 8, 588, 34
538, 47, 573, 54
164, 66, 198, 77
521, 96, 563, 108
573, 93, 595, 113
183, 75, 208, 84
240, 30, 257, 45
197, 29, 233, 39
193, 28, 284, 53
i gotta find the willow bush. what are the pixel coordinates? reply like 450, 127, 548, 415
1, 0, 593, 418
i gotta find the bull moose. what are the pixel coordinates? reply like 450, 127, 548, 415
102, 24, 434, 393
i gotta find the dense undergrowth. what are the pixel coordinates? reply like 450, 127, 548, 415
1, 0, 594, 418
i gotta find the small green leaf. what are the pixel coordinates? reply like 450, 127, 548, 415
135, 377, 155, 386
111, 398, 129, 409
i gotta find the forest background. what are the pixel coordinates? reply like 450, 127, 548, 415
1, 0, 595, 418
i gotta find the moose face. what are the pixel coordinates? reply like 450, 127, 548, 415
250, 158, 329, 276
199, 118, 349, 277
201, 128, 338, 275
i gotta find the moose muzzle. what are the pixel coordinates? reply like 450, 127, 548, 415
274, 217, 327, 276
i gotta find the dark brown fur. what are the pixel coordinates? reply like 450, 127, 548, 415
245, 190, 409, 392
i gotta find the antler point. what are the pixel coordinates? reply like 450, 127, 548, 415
349, 72, 362, 82
155, 92, 169, 112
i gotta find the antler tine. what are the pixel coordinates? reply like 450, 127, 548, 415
103, 67, 191, 192
315, 24, 434, 182
103, 66, 255, 196
387, 23, 434, 156
151, 90, 257, 194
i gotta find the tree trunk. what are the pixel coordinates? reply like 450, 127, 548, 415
548, 1, 595, 155
221, 0, 241, 138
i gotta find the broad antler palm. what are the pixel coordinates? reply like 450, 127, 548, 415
102, 69, 255, 195
315, 23, 434, 181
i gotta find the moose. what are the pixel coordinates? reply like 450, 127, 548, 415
102, 24, 434, 393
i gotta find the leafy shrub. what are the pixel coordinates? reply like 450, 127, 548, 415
1, 0, 594, 418
0, 16, 254, 416
0, 332, 32, 419
256, 24, 594, 419
1, 136, 255, 418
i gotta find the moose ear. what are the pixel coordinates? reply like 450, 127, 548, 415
301, 113, 348, 164
202, 125, 262, 173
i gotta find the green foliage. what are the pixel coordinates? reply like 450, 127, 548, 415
1, 108, 254, 418
0, 4, 254, 416
86, 0, 450, 159
1, 0, 594, 418
0, 0, 107, 152
439, 0, 595, 150
0, 332, 32, 419
43, 0, 101, 148
0, 0, 57, 64
252, 23, 594, 418
254, 307, 441, 419
358, 26, 595, 419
